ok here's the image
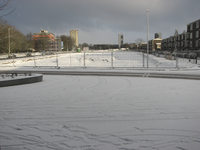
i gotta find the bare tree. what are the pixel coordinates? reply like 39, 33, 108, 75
0, 0, 15, 18
82, 43, 89, 48
26, 32, 34, 51
0, 19, 28, 54
35, 37, 50, 52
60, 35, 73, 51
135, 38, 145, 49
12, 30, 27, 53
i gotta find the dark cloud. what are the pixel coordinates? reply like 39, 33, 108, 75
3, 0, 200, 44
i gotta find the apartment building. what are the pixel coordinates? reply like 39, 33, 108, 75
187, 19, 200, 50
162, 36, 176, 51
33, 30, 61, 52
161, 19, 200, 51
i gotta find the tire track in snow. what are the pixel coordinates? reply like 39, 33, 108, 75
106, 77, 132, 96
59, 76, 108, 96
39, 76, 81, 97
86, 76, 108, 91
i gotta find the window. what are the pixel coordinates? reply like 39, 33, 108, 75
178, 35, 180, 40
196, 31, 199, 38
196, 40, 198, 47
187, 33, 190, 39
199, 40, 200, 47
181, 42, 183, 47
190, 33, 193, 39
190, 41, 192, 47
196, 21, 199, 28
182, 34, 185, 40
190, 24, 193, 30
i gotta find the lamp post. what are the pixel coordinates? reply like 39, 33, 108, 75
67, 40, 69, 52
174, 29, 179, 68
8, 28, 13, 57
147, 9, 149, 68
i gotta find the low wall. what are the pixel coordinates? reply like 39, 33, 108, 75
0, 74, 43, 87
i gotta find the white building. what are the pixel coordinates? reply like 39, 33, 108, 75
70, 30, 79, 48
118, 34, 123, 48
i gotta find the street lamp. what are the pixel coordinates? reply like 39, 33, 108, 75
67, 40, 69, 52
8, 28, 13, 57
147, 9, 149, 68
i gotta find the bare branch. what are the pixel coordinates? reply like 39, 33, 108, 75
0, 0, 15, 18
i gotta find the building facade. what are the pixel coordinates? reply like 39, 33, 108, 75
118, 34, 123, 49
187, 19, 200, 50
33, 30, 61, 52
161, 36, 175, 52
155, 32, 162, 39
148, 38, 162, 51
70, 30, 78, 48
161, 19, 200, 51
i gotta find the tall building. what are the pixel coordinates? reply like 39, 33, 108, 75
33, 30, 61, 52
70, 30, 78, 48
118, 34, 123, 48
155, 33, 162, 39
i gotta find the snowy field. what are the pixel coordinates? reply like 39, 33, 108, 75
1, 51, 200, 149
0, 75, 200, 150
0, 51, 199, 69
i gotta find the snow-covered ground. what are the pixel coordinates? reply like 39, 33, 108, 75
1, 51, 200, 150
0, 51, 199, 69
0, 75, 200, 150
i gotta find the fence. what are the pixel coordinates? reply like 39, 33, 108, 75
0, 50, 199, 69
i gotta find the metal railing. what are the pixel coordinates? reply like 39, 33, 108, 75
0, 50, 199, 69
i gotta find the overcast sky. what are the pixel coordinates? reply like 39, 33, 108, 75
2, 0, 200, 44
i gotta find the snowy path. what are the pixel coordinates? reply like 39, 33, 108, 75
0, 75, 200, 149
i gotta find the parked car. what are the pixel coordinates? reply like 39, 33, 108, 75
172, 52, 177, 56
8, 54, 16, 59
188, 52, 197, 59
26, 53, 32, 57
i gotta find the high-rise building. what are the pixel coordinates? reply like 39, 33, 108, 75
70, 30, 78, 48
118, 34, 123, 48
155, 32, 162, 39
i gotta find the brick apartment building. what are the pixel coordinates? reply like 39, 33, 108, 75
33, 30, 61, 52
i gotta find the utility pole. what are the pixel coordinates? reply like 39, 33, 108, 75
8, 28, 12, 57
147, 9, 149, 68
67, 40, 68, 52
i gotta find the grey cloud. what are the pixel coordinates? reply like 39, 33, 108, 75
4, 0, 200, 44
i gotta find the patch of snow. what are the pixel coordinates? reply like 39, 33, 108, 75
0, 75, 200, 149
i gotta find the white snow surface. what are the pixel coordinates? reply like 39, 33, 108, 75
1, 51, 200, 150
0, 51, 199, 68
0, 75, 200, 150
